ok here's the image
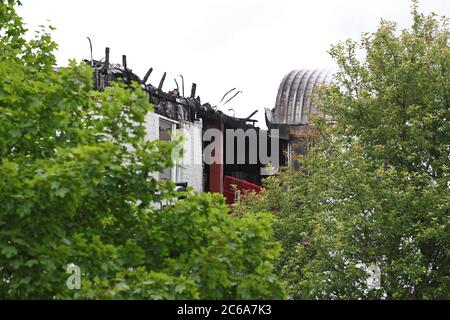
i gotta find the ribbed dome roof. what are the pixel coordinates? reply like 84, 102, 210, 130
266, 69, 333, 126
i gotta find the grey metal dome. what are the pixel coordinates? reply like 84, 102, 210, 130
266, 69, 333, 126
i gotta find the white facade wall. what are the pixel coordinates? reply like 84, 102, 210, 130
179, 119, 204, 192
144, 112, 160, 141
144, 112, 204, 192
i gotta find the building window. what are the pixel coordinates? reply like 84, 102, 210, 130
159, 118, 173, 141
159, 118, 179, 181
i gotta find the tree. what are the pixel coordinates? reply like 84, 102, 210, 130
237, 1, 449, 299
0, 0, 285, 299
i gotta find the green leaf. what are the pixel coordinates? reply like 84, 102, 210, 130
1, 245, 18, 258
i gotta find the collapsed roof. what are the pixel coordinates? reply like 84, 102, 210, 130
85, 48, 259, 130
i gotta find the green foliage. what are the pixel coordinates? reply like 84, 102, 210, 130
0, 1, 285, 299
237, 2, 449, 299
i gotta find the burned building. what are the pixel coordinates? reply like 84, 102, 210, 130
87, 48, 278, 200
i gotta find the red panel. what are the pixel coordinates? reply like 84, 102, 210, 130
223, 175, 262, 205
209, 122, 224, 193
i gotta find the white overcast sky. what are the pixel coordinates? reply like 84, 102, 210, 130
18, 0, 449, 128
